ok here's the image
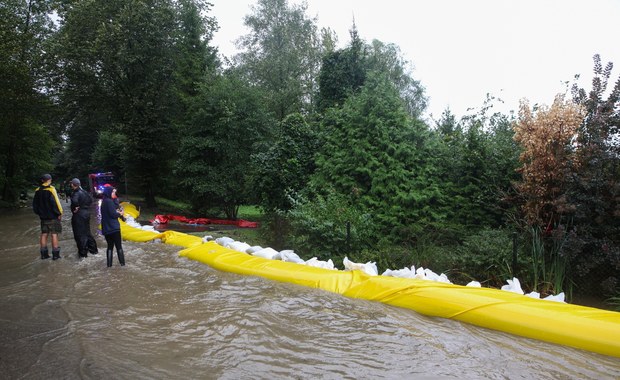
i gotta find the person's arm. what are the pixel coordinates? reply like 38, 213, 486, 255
116, 208, 126, 222
70, 190, 80, 213
49, 187, 63, 219
32, 190, 39, 215
102, 199, 123, 221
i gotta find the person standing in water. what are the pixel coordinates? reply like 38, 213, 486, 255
101, 186, 125, 267
70, 178, 98, 258
32, 174, 63, 260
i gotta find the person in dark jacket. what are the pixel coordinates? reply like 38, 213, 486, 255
32, 174, 63, 260
70, 178, 98, 258
101, 186, 125, 267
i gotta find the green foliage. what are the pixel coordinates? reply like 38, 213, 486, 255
285, 188, 375, 264
0, 0, 57, 202
365, 39, 427, 118
173, 0, 218, 102
176, 72, 272, 218
91, 131, 127, 179
317, 25, 366, 111
526, 225, 576, 298
251, 113, 318, 212
606, 288, 620, 311
433, 101, 520, 232
353, 236, 458, 280
353, 245, 415, 276
313, 72, 444, 241
453, 228, 523, 287
236, 0, 323, 119
54, 0, 219, 206
317, 27, 427, 117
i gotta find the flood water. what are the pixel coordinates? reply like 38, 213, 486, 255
1, 202, 619, 379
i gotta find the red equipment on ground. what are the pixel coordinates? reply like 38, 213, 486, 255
152, 214, 258, 228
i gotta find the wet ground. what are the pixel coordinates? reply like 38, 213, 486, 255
1, 203, 619, 379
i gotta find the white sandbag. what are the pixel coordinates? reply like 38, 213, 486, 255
526, 291, 540, 299
501, 277, 524, 295
343, 256, 378, 276
414, 266, 426, 280
227, 241, 251, 253
251, 247, 279, 260
304, 257, 335, 270
382, 267, 415, 278
279, 250, 304, 264
201, 235, 214, 242
125, 216, 142, 228
543, 292, 565, 303
423, 268, 440, 281
245, 246, 263, 254
215, 236, 234, 247
466, 281, 481, 287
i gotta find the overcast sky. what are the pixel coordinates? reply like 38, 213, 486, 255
209, 0, 620, 120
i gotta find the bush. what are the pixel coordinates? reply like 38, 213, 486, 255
453, 228, 525, 287
285, 190, 375, 262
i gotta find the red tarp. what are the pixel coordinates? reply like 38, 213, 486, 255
152, 214, 258, 228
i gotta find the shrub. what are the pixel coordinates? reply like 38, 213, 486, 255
285, 190, 375, 263
453, 228, 525, 287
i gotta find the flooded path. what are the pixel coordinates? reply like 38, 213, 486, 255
1, 203, 619, 379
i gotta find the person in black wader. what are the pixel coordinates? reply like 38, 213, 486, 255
101, 186, 125, 267
70, 178, 98, 258
32, 174, 63, 260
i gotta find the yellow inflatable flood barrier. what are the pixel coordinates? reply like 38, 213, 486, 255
118, 202, 620, 358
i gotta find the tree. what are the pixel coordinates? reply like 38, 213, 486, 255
312, 72, 442, 242
569, 54, 620, 294
366, 39, 427, 118
176, 72, 272, 218
316, 24, 366, 111
513, 96, 584, 228
235, 0, 322, 120
0, 0, 57, 202
317, 25, 428, 118
434, 109, 520, 231
54, 0, 219, 206
251, 113, 318, 212
250, 113, 318, 248
91, 130, 127, 182
173, 0, 218, 104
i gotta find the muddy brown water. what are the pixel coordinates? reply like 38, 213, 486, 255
1, 202, 619, 379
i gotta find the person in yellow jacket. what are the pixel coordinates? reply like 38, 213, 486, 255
32, 174, 63, 260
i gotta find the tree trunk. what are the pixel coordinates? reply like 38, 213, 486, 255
145, 184, 157, 208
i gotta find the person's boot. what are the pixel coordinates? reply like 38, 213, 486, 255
52, 248, 61, 260
88, 237, 98, 254
79, 237, 88, 258
40, 248, 50, 260
117, 249, 125, 266
106, 249, 113, 267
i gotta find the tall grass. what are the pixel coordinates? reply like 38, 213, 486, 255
530, 226, 546, 292
529, 225, 572, 298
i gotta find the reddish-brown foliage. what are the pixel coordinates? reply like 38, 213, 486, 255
512, 95, 584, 227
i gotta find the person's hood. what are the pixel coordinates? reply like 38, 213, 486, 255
102, 186, 114, 198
